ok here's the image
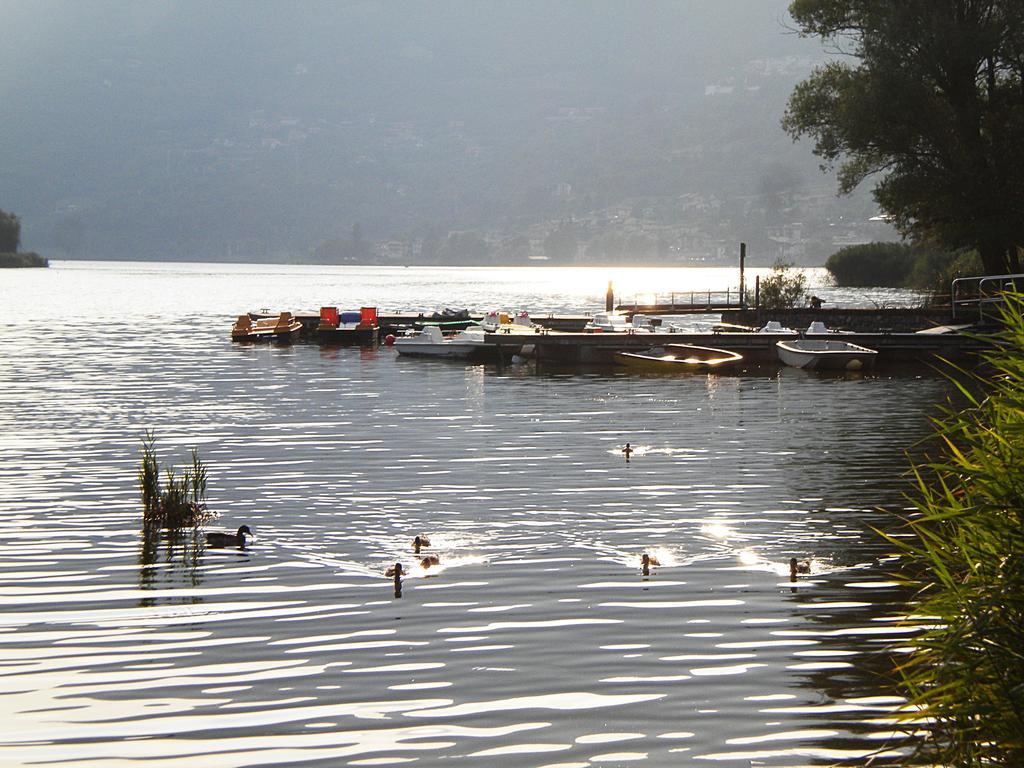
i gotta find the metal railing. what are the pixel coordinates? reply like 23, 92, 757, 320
951, 273, 1024, 321
619, 289, 743, 312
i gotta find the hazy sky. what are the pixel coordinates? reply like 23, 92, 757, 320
0, 1, 837, 260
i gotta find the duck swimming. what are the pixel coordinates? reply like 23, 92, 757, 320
386, 562, 405, 578
206, 525, 252, 548
413, 535, 430, 554
420, 554, 440, 569
789, 557, 811, 581
641, 552, 660, 575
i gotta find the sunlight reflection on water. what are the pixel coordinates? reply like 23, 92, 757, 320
0, 263, 942, 766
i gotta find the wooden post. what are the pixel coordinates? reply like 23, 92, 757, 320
754, 275, 760, 310
739, 242, 747, 310
606, 281, 614, 312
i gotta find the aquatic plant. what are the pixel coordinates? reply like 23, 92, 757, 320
888, 292, 1024, 766
138, 431, 215, 529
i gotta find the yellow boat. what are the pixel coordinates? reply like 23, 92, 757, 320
231, 311, 303, 342
614, 344, 743, 372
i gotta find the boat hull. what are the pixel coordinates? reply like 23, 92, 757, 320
776, 340, 878, 371
232, 312, 302, 343
395, 342, 478, 358
231, 325, 301, 343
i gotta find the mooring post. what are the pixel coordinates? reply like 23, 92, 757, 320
606, 281, 614, 312
739, 242, 747, 310
755, 274, 760, 310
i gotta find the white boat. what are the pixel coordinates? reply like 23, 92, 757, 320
394, 324, 487, 358
776, 339, 878, 371
481, 310, 539, 333
758, 320, 797, 335
804, 321, 852, 335
585, 312, 654, 333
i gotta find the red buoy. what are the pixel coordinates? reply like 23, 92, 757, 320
384, 334, 396, 346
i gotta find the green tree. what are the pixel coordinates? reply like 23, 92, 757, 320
0, 209, 21, 252
826, 242, 916, 287
756, 260, 808, 309
783, 1, 1024, 275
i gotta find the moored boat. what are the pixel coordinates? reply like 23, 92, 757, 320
614, 344, 743, 372
776, 339, 878, 370
585, 311, 654, 333
394, 324, 479, 358
758, 320, 797, 335
231, 312, 302, 342
316, 306, 379, 345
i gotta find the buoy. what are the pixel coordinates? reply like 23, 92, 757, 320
384, 334, 396, 346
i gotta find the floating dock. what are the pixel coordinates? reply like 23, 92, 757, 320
482, 328, 987, 366
246, 307, 989, 367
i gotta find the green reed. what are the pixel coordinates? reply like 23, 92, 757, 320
138, 431, 214, 529
888, 293, 1024, 766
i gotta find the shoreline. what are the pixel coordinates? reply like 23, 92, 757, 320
0, 252, 48, 268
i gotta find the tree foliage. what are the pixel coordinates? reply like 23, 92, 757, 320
756, 260, 808, 309
826, 242, 917, 287
0, 209, 21, 253
784, 1, 1024, 275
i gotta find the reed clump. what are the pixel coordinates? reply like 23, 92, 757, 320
889, 293, 1024, 766
138, 431, 214, 529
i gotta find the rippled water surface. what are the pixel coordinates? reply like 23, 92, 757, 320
0, 263, 943, 767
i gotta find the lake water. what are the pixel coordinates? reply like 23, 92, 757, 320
0, 262, 941, 767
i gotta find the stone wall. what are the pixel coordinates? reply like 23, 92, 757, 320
725, 307, 954, 333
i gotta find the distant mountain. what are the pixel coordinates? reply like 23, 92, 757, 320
0, 1, 895, 264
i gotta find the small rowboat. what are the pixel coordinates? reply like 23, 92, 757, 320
614, 344, 743, 372
776, 339, 878, 371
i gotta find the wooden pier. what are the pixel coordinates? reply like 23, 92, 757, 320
247, 307, 988, 367
483, 328, 987, 366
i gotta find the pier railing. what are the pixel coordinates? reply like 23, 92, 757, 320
951, 273, 1024, 321
617, 288, 743, 315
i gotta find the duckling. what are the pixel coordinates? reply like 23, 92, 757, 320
641, 552, 660, 576
420, 554, 440, 569
413, 535, 430, 554
206, 525, 252, 548
385, 562, 405, 578
789, 557, 811, 581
